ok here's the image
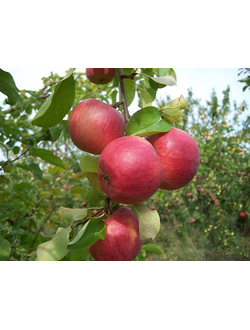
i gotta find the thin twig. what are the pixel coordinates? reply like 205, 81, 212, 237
0, 149, 29, 171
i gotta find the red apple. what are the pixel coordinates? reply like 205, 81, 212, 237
239, 211, 246, 218
98, 136, 162, 204
86, 68, 116, 85
88, 207, 142, 261
68, 99, 125, 154
146, 128, 200, 190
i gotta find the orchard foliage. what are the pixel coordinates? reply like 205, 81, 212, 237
148, 86, 250, 260
0, 68, 249, 261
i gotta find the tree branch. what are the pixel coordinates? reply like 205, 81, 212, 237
117, 68, 130, 124
0, 149, 29, 171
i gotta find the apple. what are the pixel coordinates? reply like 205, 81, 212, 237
86, 68, 116, 85
239, 211, 246, 218
88, 207, 142, 261
146, 128, 200, 190
68, 99, 126, 154
98, 136, 162, 204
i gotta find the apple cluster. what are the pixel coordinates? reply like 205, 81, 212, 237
68, 68, 200, 261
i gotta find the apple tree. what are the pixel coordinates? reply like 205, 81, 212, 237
0, 68, 199, 261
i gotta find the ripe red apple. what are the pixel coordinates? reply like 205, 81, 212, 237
146, 128, 200, 190
86, 68, 116, 85
68, 99, 125, 155
98, 136, 162, 204
88, 207, 142, 261
239, 211, 246, 218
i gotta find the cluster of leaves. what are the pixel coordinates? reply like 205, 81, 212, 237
0, 68, 180, 261
238, 68, 250, 92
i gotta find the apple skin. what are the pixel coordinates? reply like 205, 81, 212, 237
86, 68, 116, 85
88, 207, 142, 261
98, 136, 162, 204
68, 99, 125, 155
146, 128, 200, 190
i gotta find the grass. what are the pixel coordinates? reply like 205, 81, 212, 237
144, 222, 250, 261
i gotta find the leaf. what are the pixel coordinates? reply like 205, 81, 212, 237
151, 75, 177, 86
124, 78, 136, 106
0, 69, 23, 107
141, 243, 165, 257
0, 238, 11, 261
143, 70, 177, 88
158, 68, 177, 81
160, 95, 188, 123
80, 154, 99, 173
29, 148, 65, 168
131, 203, 160, 240
13, 182, 35, 190
85, 173, 105, 195
126, 106, 171, 137
36, 226, 72, 261
58, 207, 90, 222
80, 155, 105, 195
138, 87, 153, 108
67, 214, 107, 251
118, 68, 136, 107
27, 164, 43, 180
28, 163, 43, 180
31, 69, 75, 127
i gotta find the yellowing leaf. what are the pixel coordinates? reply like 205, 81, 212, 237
160, 95, 188, 123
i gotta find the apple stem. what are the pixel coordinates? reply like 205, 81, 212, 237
104, 197, 113, 215
117, 68, 130, 124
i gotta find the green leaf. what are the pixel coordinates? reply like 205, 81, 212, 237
131, 203, 160, 240
13, 182, 35, 190
36, 226, 72, 261
138, 87, 153, 108
141, 243, 165, 257
0, 238, 11, 261
149, 74, 177, 87
158, 68, 177, 81
31, 69, 75, 127
28, 163, 43, 180
80, 154, 99, 173
67, 214, 107, 251
29, 148, 65, 168
80, 155, 105, 195
58, 207, 90, 222
124, 78, 135, 106
84, 173, 105, 195
126, 106, 171, 137
120, 68, 136, 107
0, 69, 23, 107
